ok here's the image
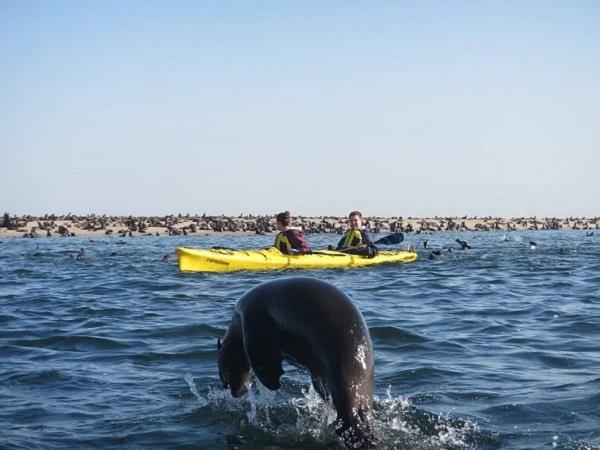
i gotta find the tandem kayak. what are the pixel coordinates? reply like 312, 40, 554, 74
176, 246, 417, 273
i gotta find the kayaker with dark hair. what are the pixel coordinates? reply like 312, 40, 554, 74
334, 211, 378, 258
337, 211, 373, 249
274, 211, 311, 255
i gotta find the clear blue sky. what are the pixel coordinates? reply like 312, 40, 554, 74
2, 1, 599, 217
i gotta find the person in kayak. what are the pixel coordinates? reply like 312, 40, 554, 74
274, 211, 311, 255
333, 211, 378, 258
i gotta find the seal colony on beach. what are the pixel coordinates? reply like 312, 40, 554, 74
218, 277, 375, 449
1, 213, 598, 239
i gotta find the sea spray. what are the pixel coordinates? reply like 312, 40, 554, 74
198, 378, 492, 449
184, 373, 208, 407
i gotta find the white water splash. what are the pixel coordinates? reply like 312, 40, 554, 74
198, 378, 486, 449
184, 373, 209, 407
371, 385, 483, 449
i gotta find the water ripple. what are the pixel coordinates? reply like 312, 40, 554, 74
1, 231, 599, 449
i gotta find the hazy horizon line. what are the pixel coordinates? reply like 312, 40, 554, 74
3, 211, 598, 220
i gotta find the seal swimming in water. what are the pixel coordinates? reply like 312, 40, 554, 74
218, 277, 374, 449
455, 238, 472, 250
428, 249, 442, 260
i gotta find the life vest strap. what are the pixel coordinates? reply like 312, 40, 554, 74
342, 229, 363, 248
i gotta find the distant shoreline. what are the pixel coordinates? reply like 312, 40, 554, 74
1, 214, 597, 239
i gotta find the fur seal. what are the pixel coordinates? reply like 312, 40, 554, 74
73, 248, 96, 261
455, 238, 472, 250
218, 277, 375, 448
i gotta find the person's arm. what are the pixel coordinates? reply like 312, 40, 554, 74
336, 234, 346, 250
288, 229, 310, 253
361, 229, 373, 246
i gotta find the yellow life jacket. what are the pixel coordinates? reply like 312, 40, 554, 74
341, 229, 363, 248
274, 232, 292, 254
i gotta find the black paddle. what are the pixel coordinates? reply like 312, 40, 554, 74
309, 232, 406, 256
373, 232, 404, 246
311, 232, 405, 255
231, 232, 406, 257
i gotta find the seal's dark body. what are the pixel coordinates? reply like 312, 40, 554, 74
219, 277, 374, 448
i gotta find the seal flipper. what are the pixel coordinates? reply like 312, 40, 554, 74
243, 314, 284, 390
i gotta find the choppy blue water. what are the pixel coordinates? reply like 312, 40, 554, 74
1, 231, 599, 450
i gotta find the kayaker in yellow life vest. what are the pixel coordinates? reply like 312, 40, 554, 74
274, 211, 311, 255
334, 211, 378, 257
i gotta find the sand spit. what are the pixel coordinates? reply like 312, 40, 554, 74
1, 214, 598, 239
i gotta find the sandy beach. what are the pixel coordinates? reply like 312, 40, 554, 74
1, 214, 597, 239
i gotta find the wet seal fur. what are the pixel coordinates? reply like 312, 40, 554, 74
218, 276, 375, 449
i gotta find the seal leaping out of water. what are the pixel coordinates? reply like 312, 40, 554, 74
217, 277, 375, 449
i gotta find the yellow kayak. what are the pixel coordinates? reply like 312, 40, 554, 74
176, 246, 417, 273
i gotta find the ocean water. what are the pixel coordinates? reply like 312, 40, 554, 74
1, 231, 599, 450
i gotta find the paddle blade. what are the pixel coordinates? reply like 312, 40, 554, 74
374, 232, 404, 245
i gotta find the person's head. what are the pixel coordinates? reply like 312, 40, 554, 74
348, 211, 363, 230
276, 211, 291, 231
